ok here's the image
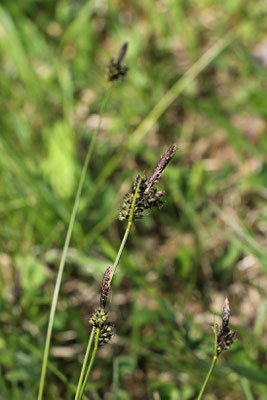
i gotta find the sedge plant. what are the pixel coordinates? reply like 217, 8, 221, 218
197, 298, 237, 400
37, 42, 130, 400
74, 144, 177, 399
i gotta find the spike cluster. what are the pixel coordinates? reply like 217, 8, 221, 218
89, 266, 114, 345
98, 323, 113, 346
119, 144, 176, 221
89, 308, 108, 328
107, 42, 129, 82
216, 298, 236, 356
90, 146, 176, 346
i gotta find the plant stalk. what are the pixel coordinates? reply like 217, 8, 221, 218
108, 174, 142, 286
78, 328, 100, 400
74, 327, 96, 400
197, 315, 218, 400
37, 85, 112, 400
74, 176, 142, 398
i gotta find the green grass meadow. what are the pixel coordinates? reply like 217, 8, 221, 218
0, 1, 267, 399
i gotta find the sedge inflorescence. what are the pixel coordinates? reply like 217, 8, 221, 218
216, 298, 236, 356
119, 144, 176, 221
107, 42, 129, 82
89, 266, 113, 346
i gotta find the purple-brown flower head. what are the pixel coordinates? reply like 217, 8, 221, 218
145, 144, 176, 192
100, 266, 112, 309
119, 145, 176, 221
88, 266, 114, 345
107, 42, 129, 82
217, 298, 236, 356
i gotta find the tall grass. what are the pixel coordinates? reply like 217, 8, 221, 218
75, 144, 177, 398
38, 87, 112, 400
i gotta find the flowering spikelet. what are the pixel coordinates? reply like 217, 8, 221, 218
107, 42, 129, 82
89, 308, 113, 346
89, 308, 108, 328
89, 267, 114, 346
119, 175, 147, 220
98, 323, 113, 346
119, 145, 176, 221
100, 266, 112, 309
216, 298, 236, 356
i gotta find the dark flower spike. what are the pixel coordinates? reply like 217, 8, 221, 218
222, 296, 230, 330
89, 308, 113, 345
100, 266, 112, 309
146, 144, 177, 193
117, 42, 128, 64
217, 297, 237, 356
107, 42, 129, 82
119, 145, 176, 221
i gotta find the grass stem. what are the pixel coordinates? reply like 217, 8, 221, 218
74, 327, 96, 400
74, 176, 142, 398
108, 174, 142, 286
37, 85, 112, 400
197, 315, 218, 400
78, 328, 100, 400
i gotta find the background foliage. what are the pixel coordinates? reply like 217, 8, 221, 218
0, 0, 267, 399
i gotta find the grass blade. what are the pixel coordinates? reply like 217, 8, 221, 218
37, 87, 112, 400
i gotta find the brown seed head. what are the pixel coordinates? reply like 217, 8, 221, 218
222, 297, 230, 330
100, 266, 112, 309
107, 42, 129, 82
117, 42, 128, 64
146, 144, 177, 192
217, 297, 236, 356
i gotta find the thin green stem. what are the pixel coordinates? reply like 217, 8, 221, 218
78, 328, 100, 400
74, 176, 143, 399
74, 327, 96, 400
197, 356, 217, 400
108, 222, 131, 285
197, 315, 218, 400
108, 175, 142, 285
37, 85, 112, 400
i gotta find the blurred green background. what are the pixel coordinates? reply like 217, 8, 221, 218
0, 0, 267, 399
